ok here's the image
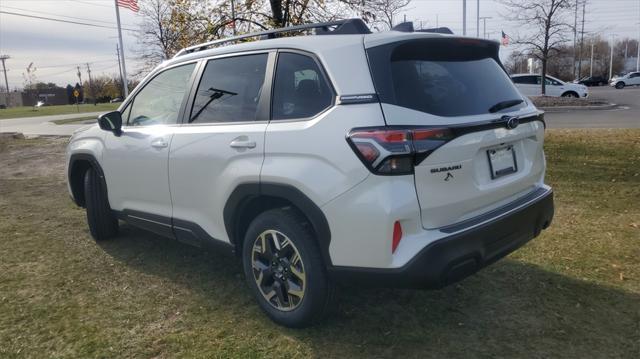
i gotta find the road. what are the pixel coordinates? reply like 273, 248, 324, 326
0, 87, 637, 135
0, 112, 101, 136
545, 86, 640, 128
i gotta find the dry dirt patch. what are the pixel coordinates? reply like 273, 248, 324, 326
0, 136, 67, 180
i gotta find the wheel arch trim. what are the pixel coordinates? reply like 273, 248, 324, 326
68, 153, 106, 207
223, 182, 333, 266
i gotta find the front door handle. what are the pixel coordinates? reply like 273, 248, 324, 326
229, 139, 256, 149
150, 138, 168, 148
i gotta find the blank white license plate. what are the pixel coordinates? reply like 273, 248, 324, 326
487, 145, 517, 179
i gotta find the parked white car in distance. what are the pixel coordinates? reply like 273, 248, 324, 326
511, 74, 588, 98
610, 71, 640, 89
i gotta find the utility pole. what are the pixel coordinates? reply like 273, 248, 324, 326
573, 0, 578, 78
590, 42, 594, 77
86, 63, 95, 105
476, 0, 480, 37
0, 55, 9, 93
479, 17, 492, 38
577, 1, 586, 79
0, 55, 9, 107
463, 0, 467, 36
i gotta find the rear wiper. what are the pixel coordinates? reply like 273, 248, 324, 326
488, 99, 524, 113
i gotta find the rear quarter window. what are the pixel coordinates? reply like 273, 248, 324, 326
271, 52, 334, 120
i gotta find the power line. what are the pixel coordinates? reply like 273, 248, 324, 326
0, 5, 136, 27
38, 59, 114, 69
70, 0, 114, 9
0, 10, 137, 31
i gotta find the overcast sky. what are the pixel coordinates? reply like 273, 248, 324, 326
1, 0, 638, 89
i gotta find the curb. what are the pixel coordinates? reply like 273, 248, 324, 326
539, 103, 617, 112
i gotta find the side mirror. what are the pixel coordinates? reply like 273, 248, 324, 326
98, 111, 122, 136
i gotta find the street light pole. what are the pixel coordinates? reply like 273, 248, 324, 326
479, 17, 492, 38
590, 42, 594, 77
476, 0, 480, 37
463, 0, 467, 36
113, 0, 129, 98
609, 35, 616, 80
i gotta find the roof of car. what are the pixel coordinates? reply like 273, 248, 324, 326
160, 28, 454, 71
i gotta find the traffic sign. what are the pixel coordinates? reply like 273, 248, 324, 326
73, 90, 80, 98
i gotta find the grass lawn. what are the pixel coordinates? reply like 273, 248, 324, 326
0, 103, 118, 120
0, 130, 638, 358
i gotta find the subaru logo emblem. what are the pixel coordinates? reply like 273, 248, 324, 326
505, 116, 519, 130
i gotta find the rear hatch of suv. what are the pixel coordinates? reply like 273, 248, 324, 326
365, 35, 546, 229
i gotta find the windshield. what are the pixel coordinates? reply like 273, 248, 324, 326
367, 38, 525, 117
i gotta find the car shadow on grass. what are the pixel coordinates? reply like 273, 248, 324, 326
99, 224, 640, 358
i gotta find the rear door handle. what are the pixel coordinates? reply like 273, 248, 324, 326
150, 138, 168, 148
229, 139, 256, 149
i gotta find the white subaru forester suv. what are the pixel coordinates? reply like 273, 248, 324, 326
66, 19, 554, 327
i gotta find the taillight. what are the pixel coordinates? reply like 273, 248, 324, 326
347, 127, 454, 175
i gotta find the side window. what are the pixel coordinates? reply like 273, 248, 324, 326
190, 54, 268, 123
545, 77, 560, 86
128, 63, 195, 126
515, 76, 536, 84
272, 52, 333, 120
512, 77, 525, 84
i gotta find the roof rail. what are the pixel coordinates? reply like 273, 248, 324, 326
173, 18, 371, 58
391, 21, 454, 35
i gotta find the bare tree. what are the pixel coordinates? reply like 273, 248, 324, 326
501, 0, 573, 95
137, 0, 181, 71
136, 0, 410, 73
357, 0, 411, 30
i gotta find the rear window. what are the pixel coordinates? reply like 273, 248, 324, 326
367, 38, 524, 117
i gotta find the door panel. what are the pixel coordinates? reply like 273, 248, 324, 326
169, 123, 267, 243
103, 126, 176, 218
103, 63, 197, 219
168, 53, 272, 244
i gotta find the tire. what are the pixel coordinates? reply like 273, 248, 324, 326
615, 82, 625, 89
598, 82, 605, 86
242, 208, 333, 328
83, 167, 118, 241
561, 91, 579, 98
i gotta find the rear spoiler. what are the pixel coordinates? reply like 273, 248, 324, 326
392, 21, 454, 35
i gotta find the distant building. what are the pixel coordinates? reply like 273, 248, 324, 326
22, 88, 69, 106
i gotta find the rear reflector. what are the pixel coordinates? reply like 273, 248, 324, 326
392, 221, 403, 253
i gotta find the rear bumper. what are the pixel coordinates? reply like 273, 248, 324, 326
329, 188, 554, 289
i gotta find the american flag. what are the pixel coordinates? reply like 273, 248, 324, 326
501, 31, 509, 46
117, 0, 139, 13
